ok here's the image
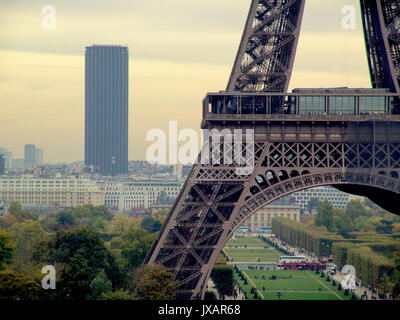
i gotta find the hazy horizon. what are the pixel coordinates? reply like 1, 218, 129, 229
0, 0, 371, 164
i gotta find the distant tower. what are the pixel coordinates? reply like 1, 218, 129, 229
84, 45, 129, 176
24, 144, 36, 167
0, 155, 5, 175
35, 148, 44, 165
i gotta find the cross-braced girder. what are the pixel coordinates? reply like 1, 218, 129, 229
145, 138, 400, 300
361, 0, 400, 93
227, 0, 305, 93
145, 0, 400, 300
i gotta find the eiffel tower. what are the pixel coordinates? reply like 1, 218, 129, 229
145, 0, 400, 300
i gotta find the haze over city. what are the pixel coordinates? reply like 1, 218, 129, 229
0, 0, 370, 163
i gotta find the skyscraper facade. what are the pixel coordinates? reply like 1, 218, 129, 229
24, 144, 36, 167
0, 155, 5, 175
85, 45, 129, 176
0, 148, 12, 169
35, 148, 44, 165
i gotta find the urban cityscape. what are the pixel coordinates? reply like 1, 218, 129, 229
0, 0, 399, 312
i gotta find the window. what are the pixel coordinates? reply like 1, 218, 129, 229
241, 96, 254, 114
255, 96, 267, 114
299, 96, 326, 115
329, 96, 355, 114
210, 96, 224, 114
225, 96, 238, 114
359, 96, 386, 114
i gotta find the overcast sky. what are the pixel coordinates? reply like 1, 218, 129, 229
0, 0, 370, 163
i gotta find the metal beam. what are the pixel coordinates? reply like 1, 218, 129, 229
227, 0, 305, 93
361, 0, 400, 93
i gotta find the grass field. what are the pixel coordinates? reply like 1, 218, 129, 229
224, 248, 280, 262
235, 269, 353, 300
225, 238, 267, 248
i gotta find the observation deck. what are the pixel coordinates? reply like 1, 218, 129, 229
202, 88, 400, 127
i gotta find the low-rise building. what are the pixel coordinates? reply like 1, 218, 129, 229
291, 186, 349, 210
99, 179, 183, 212
242, 205, 301, 233
0, 176, 104, 208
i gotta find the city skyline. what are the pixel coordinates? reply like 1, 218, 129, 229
0, 0, 370, 163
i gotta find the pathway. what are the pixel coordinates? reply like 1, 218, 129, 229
242, 270, 265, 299
306, 271, 343, 300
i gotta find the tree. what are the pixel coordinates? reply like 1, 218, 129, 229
306, 198, 321, 214
346, 200, 368, 221
332, 208, 354, 238
140, 216, 162, 234
120, 226, 156, 271
375, 219, 394, 234
10, 220, 46, 273
0, 270, 43, 300
315, 199, 334, 231
0, 228, 15, 270
210, 266, 234, 299
112, 214, 136, 236
56, 211, 76, 229
88, 270, 113, 300
40, 205, 113, 232
391, 246, 400, 298
131, 264, 177, 300
0, 202, 36, 229
32, 226, 124, 299
9, 201, 22, 215
98, 290, 135, 300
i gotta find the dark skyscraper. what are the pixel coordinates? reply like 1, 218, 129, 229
0, 155, 5, 175
85, 45, 129, 176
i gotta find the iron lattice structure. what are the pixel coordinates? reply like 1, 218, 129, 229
145, 0, 400, 300
361, 0, 400, 93
227, 0, 305, 92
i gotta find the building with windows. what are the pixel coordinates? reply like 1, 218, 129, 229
291, 88, 391, 115
0, 148, 13, 169
24, 145, 44, 167
0, 198, 5, 216
0, 155, 5, 175
99, 179, 182, 211
291, 186, 350, 210
35, 148, 44, 165
0, 176, 104, 208
85, 45, 129, 176
11, 159, 25, 170
24, 144, 36, 167
242, 205, 301, 233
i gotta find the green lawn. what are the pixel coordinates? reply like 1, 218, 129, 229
225, 238, 267, 248
224, 248, 280, 262
236, 269, 354, 300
